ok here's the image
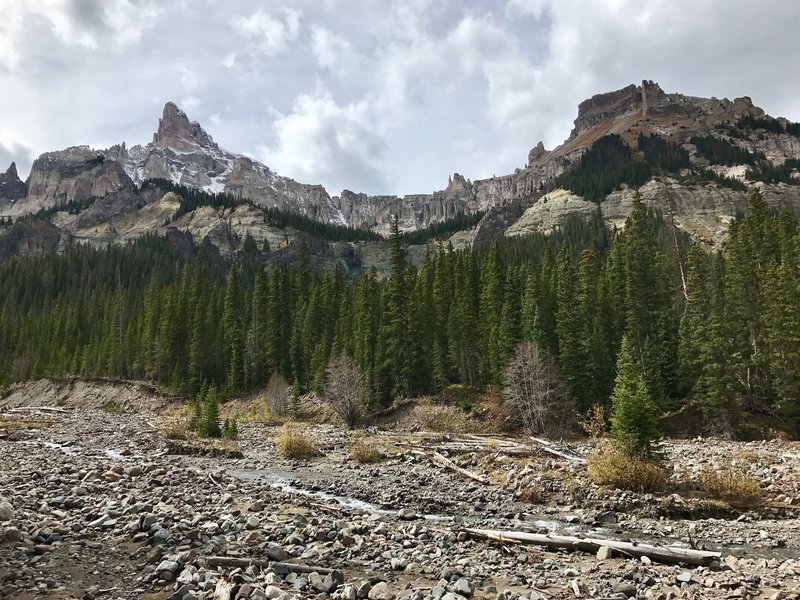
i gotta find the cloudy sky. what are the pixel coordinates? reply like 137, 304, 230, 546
1, 0, 799, 196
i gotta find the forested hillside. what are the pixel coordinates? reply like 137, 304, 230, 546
1, 191, 798, 437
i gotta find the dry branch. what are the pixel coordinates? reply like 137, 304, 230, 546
529, 437, 587, 464
464, 528, 720, 566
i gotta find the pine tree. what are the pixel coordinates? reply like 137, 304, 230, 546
556, 251, 586, 407
224, 267, 244, 394
610, 336, 661, 458
725, 190, 776, 409
382, 215, 411, 400
202, 385, 222, 438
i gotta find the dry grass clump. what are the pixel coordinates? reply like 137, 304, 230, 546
516, 482, 545, 504
276, 423, 319, 459
413, 399, 473, 433
588, 451, 668, 493
239, 397, 290, 426
163, 420, 191, 440
349, 436, 384, 464
161, 405, 193, 440
699, 466, 762, 509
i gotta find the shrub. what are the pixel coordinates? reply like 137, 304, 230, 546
0, 418, 48, 431
698, 467, 762, 509
349, 436, 384, 464
588, 450, 668, 493
264, 373, 291, 418
580, 403, 607, 439
276, 423, 319, 459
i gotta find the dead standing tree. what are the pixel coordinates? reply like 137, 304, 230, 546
503, 341, 575, 436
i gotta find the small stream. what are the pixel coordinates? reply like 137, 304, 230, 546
21, 439, 132, 461
228, 468, 568, 530
226, 467, 800, 561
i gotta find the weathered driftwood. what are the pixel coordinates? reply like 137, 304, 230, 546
413, 442, 535, 457
464, 528, 721, 566
203, 556, 344, 583
7, 406, 69, 414
415, 450, 488, 484
529, 437, 587, 464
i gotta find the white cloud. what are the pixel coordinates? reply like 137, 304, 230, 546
310, 26, 351, 69
257, 88, 390, 194
180, 67, 199, 91
1, 0, 799, 196
102, 0, 162, 47
231, 7, 302, 57
0, 139, 35, 176
0, 1, 96, 71
181, 95, 201, 114
222, 53, 237, 69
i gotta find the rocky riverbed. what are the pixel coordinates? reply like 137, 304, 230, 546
2, 399, 800, 599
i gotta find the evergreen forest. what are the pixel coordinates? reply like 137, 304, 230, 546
1, 190, 799, 437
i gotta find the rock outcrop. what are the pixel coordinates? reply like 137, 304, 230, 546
0, 162, 26, 201
19, 147, 132, 216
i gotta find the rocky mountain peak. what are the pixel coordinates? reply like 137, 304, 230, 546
0, 161, 27, 201
571, 83, 642, 137
153, 101, 218, 152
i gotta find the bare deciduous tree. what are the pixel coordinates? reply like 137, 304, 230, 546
503, 341, 575, 436
324, 355, 368, 428
264, 373, 291, 417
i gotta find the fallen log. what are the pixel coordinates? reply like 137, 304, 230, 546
463, 528, 721, 566
405, 443, 535, 457
529, 437, 587, 464
7, 406, 69, 414
430, 452, 489, 484
203, 556, 344, 583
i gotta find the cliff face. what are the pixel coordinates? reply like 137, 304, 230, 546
505, 180, 800, 248
15, 148, 131, 217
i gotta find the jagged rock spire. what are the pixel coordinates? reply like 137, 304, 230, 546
153, 101, 218, 152
0, 161, 27, 200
